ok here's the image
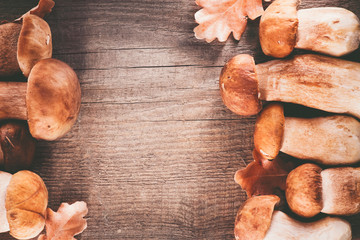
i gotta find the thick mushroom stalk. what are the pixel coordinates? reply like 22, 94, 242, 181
260, 0, 360, 57
264, 211, 351, 240
0, 58, 81, 141
0, 0, 54, 77
286, 164, 360, 218
220, 54, 360, 117
0, 121, 36, 172
254, 103, 360, 165
234, 195, 351, 240
0, 171, 48, 239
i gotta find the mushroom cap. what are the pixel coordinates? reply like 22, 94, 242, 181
286, 163, 323, 218
0, 121, 36, 173
17, 14, 52, 77
5, 170, 48, 239
220, 54, 261, 116
234, 195, 280, 240
254, 103, 285, 160
27, 58, 81, 141
259, 0, 299, 58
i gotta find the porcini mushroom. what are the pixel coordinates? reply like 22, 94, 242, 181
0, 0, 54, 77
259, 0, 360, 58
0, 170, 48, 239
220, 54, 360, 117
0, 121, 36, 172
0, 170, 88, 240
254, 103, 360, 165
0, 58, 81, 141
235, 195, 352, 240
286, 163, 360, 218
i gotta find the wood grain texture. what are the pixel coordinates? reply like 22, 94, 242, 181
0, 0, 359, 239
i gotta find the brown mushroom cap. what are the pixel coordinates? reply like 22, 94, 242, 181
26, 58, 81, 141
259, 0, 299, 58
234, 195, 280, 240
17, 14, 52, 77
0, 22, 22, 76
5, 170, 48, 239
0, 121, 36, 173
254, 103, 285, 160
286, 163, 323, 218
220, 54, 261, 116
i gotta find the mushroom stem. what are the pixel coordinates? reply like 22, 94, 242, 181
281, 115, 360, 165
295, 8, 360, 56
0, 82, 27, 120
0, 23, 22, 76
264, 211, 351, 240
321, 167, 360, 215
256, 54, 360, 118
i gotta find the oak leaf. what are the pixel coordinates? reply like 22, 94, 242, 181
38, 201, 88, 240
194, 0, 265, 43
235, 151, 297, 197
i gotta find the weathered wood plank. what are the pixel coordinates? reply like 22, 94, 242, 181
0, 0, 359, 239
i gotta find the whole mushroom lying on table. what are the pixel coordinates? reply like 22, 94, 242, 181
0, 170, 88, 240
220, 54, 360, 117
234, 195, 352, 240
259, 0, 360, 57
0, 58, 81, 141
286, 163, 360, 218
0, 0, 54, 77
254, 103, 360, 165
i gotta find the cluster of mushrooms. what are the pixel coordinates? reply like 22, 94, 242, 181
0, 0, 83, 239
220, 0, 360, 239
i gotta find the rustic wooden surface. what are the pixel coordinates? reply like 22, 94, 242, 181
0, 0, 359, 239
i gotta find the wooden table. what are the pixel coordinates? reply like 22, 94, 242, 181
0, 0, 359, 239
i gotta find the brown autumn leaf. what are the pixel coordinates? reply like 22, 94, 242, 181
38, 201, 88, 240
194, 0, 265, 43
235, 151, 298, 197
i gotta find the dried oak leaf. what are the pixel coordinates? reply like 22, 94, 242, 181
38, 201, 88, 240
194, 0, 265, 43
235, 151, 297, 197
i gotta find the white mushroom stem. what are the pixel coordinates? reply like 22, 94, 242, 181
296, 7, 360, 57
256, 54, 360, 118
321, 167, 360, 215
0, 82, 27, 120
0, 172, 12, 233
281, 115, 360, 165
264, 211, 351, 240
